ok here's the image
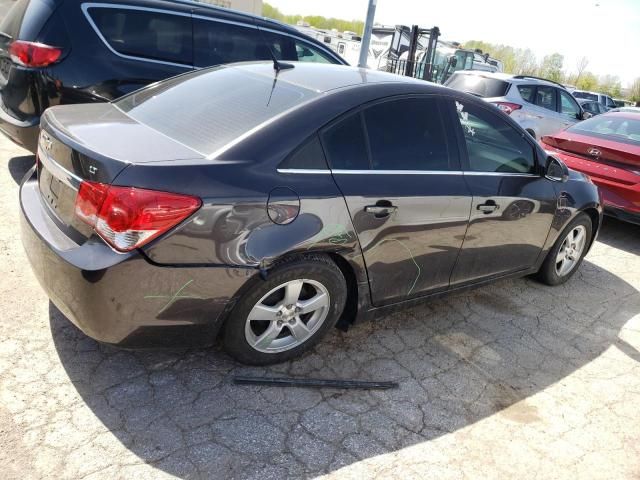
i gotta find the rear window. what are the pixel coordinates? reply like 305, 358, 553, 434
116, 66, 319, 157
87, 7, 192, 65
568, 115, 640, 146
573, 91, 598, 102
445, 73, 510, 98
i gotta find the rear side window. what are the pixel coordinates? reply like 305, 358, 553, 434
534, 86, 557, 111
279, 135, 328, 170
445, 74, 510, 98
517, 85, 536, 103
88, 8, 193, 64
363, 98, 449, 170
321, 114, 369, 170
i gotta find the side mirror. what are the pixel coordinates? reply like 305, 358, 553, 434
545, 155, 569, 183
582, 111, 594, 120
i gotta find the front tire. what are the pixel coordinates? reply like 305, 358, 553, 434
223, 256, 347, 365
536, 213, 593, 286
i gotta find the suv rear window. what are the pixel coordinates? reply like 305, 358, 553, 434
116, 66, 319, 157
87, 7, 193, 65
445, 73, 510, 98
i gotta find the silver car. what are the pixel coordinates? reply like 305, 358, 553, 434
445, 71, 588, 139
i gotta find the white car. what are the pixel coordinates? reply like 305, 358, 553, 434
572, 90, 617, 111
445, 71, 589, 139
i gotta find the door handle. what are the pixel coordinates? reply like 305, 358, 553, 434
477, 200, 499, 214
365, 202, 397, 218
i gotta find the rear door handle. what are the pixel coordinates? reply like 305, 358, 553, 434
477, 200, 499, 214
365, 203, 397, 218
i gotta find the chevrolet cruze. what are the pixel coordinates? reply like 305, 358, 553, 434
20, 62, 603, 365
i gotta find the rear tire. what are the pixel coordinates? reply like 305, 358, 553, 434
535, 213, 592, 286
223, 255, 347, 365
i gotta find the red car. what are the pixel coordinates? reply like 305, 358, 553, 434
541, 111, 640, 225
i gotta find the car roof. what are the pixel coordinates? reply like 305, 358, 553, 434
230, 62, 429, 93
451, 70, 562, 88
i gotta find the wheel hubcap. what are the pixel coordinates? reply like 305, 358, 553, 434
555, 225, 587, 277
245, 279, 331, 353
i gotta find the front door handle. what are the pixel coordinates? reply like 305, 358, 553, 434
365, 202, 397, 218
477, 200, 499, 214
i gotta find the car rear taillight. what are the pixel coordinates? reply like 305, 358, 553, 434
9, 40, 62, 67
491, 102, 522, 115
74, 181, 201, 252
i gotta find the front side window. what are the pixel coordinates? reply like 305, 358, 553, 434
559, 90, 580, 119
363, 98, 450, 170
534, 86, 557, 111
89, 8, 192, 64
295, 40, 334, 63
454, 100, 536, 174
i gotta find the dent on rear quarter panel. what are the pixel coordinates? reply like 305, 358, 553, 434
124, 162, 365, 279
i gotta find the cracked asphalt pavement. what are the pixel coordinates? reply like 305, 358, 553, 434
1, 137, 640, 479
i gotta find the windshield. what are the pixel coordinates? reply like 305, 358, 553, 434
568, 114, 640, 146
116, 65, 319, 157
445, 73, 510, 98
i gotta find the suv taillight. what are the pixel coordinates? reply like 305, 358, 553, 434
491, 102, 522, 115
9, 40, 62, 67
74, 181, 201, 252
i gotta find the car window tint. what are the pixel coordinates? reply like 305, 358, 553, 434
559, 90, 580, 118
89, 8, 192, 64
279, 135, 328, 170
194, 19, 271, 67
321, 114, 369, 170
582, 102, 598, 114
454, 100, 536, 174
363, 98, 449, 170
534, 86, 557, 111
517, 85, 536, 103
573, 91, 598, 102
295, 40, 335, 63
117, 66, 319, 157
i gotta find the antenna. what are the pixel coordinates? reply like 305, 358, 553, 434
254, 20, 295, 73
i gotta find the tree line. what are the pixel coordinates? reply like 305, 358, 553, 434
464, 40, 637, 100
263, 3, 364, 35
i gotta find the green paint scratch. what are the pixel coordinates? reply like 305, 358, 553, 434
144, 279, 203, 314
368, 238, 421, 296
306, 224, 351, 250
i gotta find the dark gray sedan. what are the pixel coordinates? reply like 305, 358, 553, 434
20, 62, 603, 364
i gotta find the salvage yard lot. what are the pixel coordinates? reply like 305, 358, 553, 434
1, 135, 640, 479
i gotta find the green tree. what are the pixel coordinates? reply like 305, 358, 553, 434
262, 2, 364, 34
597, 75, 622, 98
576, 71, 598, 91
538, 53, 564, 82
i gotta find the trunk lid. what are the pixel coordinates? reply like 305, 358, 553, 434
37, 103, 202, 240
543, 131, 640, 170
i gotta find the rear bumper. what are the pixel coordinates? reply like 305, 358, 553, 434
20, 170, 255, 348
0, 106, 39, 153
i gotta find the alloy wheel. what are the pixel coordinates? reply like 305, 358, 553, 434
555, 225, 587, 277
244, 279, 331, 353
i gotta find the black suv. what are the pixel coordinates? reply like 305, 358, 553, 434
0, 0, 346, 153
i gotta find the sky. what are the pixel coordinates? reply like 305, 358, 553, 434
266, 0, 639, 87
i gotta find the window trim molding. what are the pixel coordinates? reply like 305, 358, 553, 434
82, 3, 194, 68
